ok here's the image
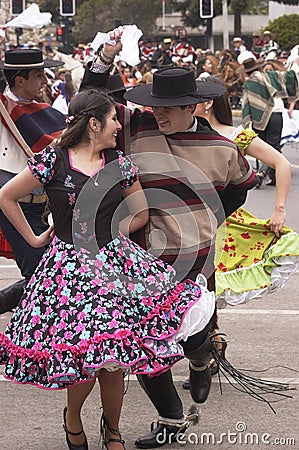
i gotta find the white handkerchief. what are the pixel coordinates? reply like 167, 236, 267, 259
120, 25, 143, 66
91, 25, 143, 67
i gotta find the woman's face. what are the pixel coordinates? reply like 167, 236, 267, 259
123, 68, 131, 78
263, 63, 274, 72
203, 59, 213, 73
99, 106, 122, 149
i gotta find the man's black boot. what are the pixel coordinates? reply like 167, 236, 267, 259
135, 410, 200, 449
0, 279, 27, 314
185, 335, 214, 404
135, 421, 183, 449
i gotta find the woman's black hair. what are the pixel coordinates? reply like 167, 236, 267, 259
212, 90, 233, 126
59, 89, 115, 149
199, 77, 233, 126
200, 76, 233, 126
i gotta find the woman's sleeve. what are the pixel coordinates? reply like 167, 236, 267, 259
234, 129, 258, 154
117, 150, 140, 188
27, 146, 57, 184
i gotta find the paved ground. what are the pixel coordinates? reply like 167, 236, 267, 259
0, 141, 298, 449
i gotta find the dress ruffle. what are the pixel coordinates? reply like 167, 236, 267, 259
216, 231, 299, 308
0, 234, 215, 389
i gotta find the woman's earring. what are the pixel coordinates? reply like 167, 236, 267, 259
205, 109, 209, 115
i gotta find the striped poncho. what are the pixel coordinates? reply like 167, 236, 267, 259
0, 91, 66, 258
116, 105, 257, 282
0, 92, 66, 155
241, 70, 299, 131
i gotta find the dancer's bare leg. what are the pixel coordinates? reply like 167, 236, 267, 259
65, 378, 97, 446
98, 368, 125, 449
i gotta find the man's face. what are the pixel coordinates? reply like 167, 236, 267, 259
16, 69, 48, 101
153, 105, 194, 135
263, 34, 271, 42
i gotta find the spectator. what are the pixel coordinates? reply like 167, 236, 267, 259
232, 37, 247, 57
260, 30, 280, 60
251, 32, 264, 59
236, 53, 298, 185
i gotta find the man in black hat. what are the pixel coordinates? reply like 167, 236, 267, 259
82, 27, 258, 448
0, 49, 66, 314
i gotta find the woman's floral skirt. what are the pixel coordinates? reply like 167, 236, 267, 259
0, 234, 215, 389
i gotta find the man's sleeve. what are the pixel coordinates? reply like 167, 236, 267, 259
79, 61, 110, 91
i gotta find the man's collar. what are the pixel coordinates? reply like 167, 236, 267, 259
6, 88, 33, 103
186, 117, 198, 132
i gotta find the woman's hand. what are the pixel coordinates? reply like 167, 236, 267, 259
288, 101, 295, 119
103, 26, 124, 60
270, 207, 286, 237
31, 225, 55, 248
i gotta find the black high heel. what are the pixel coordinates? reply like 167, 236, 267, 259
100, 413, 126, 449
63, 407, 89, 450
210, 336, 227, 376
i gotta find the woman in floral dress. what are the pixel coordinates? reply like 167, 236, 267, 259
0, 89, 215, 450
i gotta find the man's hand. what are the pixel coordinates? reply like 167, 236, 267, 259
103, 26, 124, 60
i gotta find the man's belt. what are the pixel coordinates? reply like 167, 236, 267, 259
18, 193, 47, 204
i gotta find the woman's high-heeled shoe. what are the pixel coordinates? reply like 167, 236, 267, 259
63, 407, 89, 450
100, 413, 126, 449
211, 336, 227, 376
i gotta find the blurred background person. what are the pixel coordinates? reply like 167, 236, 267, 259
232, 37, 247, 58
260, 30, 280, 60
196, 56, 214, 79
250, 32, 264, 59
52, 71, 77, 114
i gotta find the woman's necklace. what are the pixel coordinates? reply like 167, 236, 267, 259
90, 170, 100, 186
71, 149, 102, 186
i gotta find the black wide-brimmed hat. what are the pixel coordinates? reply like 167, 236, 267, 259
0, 49, 64, 70
106, 74, 127, 93
124, 67, 226, 107
236, 57, 264, 74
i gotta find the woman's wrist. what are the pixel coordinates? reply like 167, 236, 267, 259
274, 204, 286, 212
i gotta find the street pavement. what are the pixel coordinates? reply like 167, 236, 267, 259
0, 141, 298, 449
